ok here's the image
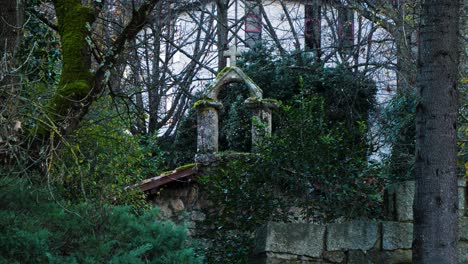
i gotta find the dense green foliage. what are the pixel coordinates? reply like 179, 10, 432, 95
6, 2, 462, 263
380, 90, 417, 182
2, 11, 201, 261
52, 96, 162, 208
178, 46, 382, 263
0, 177, 202, 264
165, 46, 376, 164
379, 85, 468, 181
198, 98, 383, 263
163, 104, 198, 168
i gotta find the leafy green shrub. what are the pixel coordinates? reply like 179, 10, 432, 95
191, 46, 381, 262
261, 96, 384, 219
380, 90, 417, 182
380, 86, 467, 181
218, 86, 252, 152
166, 45, 376, 167
198, 96, 383, 263
0, 177, 202, 264
196, 156, 284, 264
53, 96, 163, 208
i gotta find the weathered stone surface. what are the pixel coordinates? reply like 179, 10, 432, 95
460, 179, 467, 187
347, 249, 411, 264
346, 250, 378, 264
385, 181, 417, 221
254, 222, 325, 258
286, 206, 305, 223
170, 198, 185, 212
385, 185, 397, 220
251, 108, 272, 149
323, 251, 345, 263
382, 222, 413, 250
158, 203, 173, 218
383, 250, 412, 264
459, 241, 468, 263
194, 153, 218, 164
249, 252, 323, 264
197, 106, 219, 154
186, 185, 199, 205
326, 220, 378, 251
191, 210, 206, 222
460, 217, 468, 241
206, 66, 263, 100
395, 181, 414, 222
459, 181, 466, 216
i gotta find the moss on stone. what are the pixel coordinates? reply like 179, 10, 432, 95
261, 98, 281, 105
192, 98, 219, 109
159, 163, 197, 176
245, 98, 281, 110
175, 163, 196, 171
216, 66, 234, 79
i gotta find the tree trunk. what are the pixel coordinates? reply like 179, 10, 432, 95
46, 0, 95, 135
413, 1, 460, 263
0, 0, 23, 164
216, 0, 228, 71
0, 0, 21, 57
0, 0, 23, 95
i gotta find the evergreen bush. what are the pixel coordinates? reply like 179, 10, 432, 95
0, 177, 202, 264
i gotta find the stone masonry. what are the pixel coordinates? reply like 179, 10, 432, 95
251, 180, 468, 264
194, 53, 278, 163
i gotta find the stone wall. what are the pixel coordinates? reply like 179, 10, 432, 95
150, 183, 211, 235
149, 179, 467, 263
251, 180, 468, 264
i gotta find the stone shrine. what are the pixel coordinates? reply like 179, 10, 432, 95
194, 46, 278, 163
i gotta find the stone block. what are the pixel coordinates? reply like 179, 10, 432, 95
459, 180, 466, 216
382, 222, 413, 250
254, 222, 325, 258
170, 198, 185, 212
460, 217, 468, 241
186, 185, 199, 205
382, 249, 412, 264
326, 220, 378, 251
347, 249, 411, 264
459, 241, 468, 263
249, 252, 322, 264
385, 185, 397, 220
196, 104, 221, 154
323, 251, 345, 263
395, 181, 414, 222
389, 179, 464, 218
190, 210, 206, 222
158, 203, 173, 218
347, 251, 369, 264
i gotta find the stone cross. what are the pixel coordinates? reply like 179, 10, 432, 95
223, 46, 241, 67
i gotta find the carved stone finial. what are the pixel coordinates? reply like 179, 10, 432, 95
223, 46, 242, 67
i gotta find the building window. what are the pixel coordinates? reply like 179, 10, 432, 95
304, 1, 321, 54
338, 6, 354, 53
245, 0, 262, 48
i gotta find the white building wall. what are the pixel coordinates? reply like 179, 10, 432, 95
171, 1, 397, 98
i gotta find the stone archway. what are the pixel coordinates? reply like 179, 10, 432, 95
193, 65, 278, 163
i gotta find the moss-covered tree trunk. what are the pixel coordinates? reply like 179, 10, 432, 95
47, 0, 95, 132
32, 0, 158, 140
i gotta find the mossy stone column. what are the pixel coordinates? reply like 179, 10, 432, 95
245, 99, 279, 151
194, 100, 223, 163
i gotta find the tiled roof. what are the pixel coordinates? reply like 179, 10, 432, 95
126, 164, 199, 192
